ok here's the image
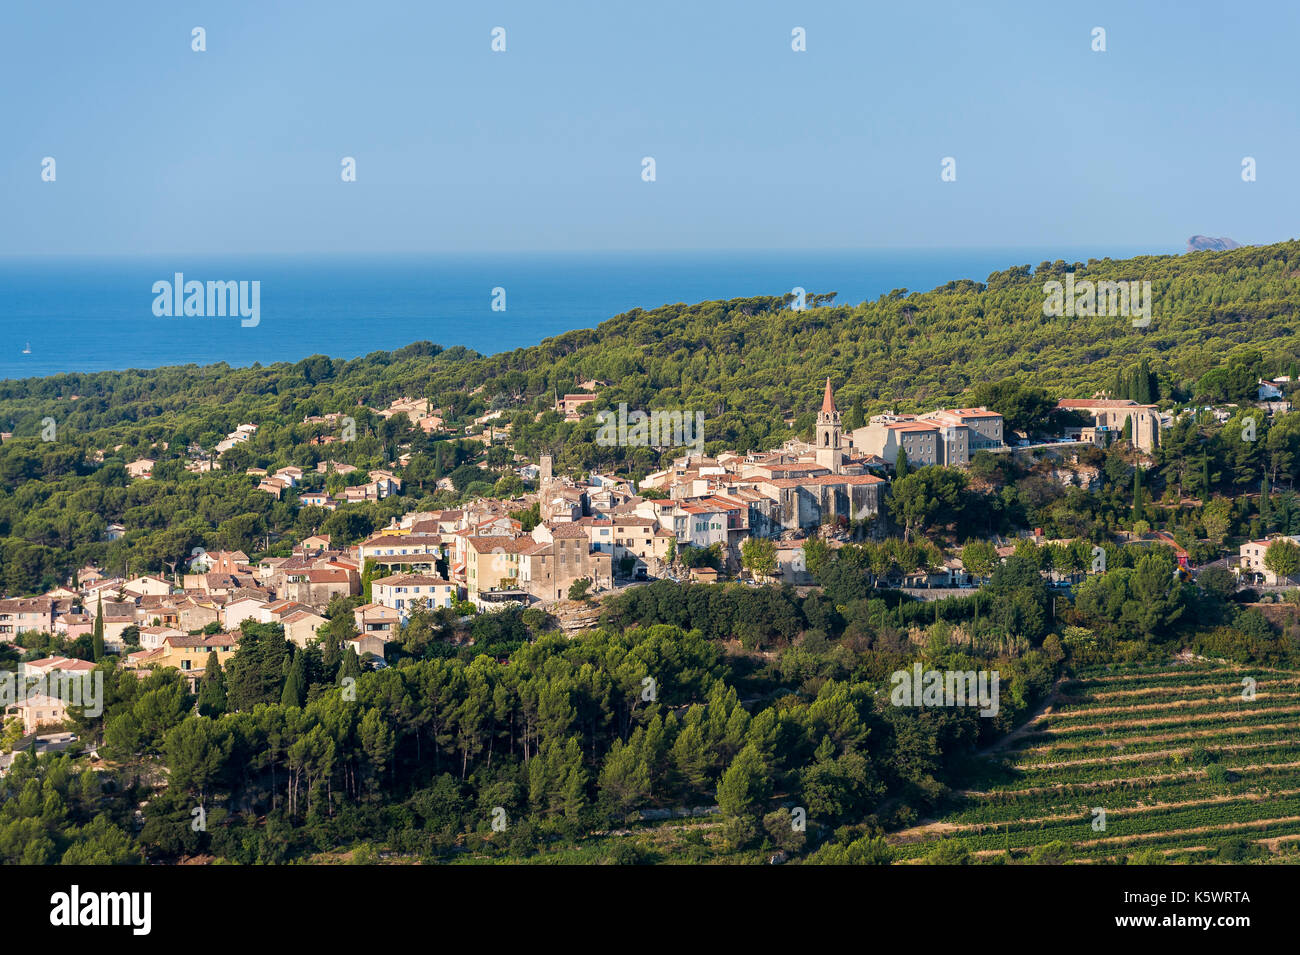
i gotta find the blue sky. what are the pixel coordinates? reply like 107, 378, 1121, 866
2, 0, 1296, 254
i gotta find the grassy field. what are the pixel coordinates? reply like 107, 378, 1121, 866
889, 660, 1300, 864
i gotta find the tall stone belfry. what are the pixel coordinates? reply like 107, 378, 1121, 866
815, 378, 843, 474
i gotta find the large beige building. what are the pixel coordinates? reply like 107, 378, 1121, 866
518, 524, 613, 603
1057, 399, 1160, 453
851, 407, 1003, 468
464, 536, 536, 601
0, 597, 56, 639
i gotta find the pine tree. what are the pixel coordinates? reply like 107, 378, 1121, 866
92, 593, 104, 661
225, 623, 291, 711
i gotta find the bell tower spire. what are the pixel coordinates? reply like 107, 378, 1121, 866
821, 377, 837, 416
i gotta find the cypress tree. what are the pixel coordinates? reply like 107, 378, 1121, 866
1133, 468, 1145, 522
321, 624, 342, 674
361, 558, 378, 603
896, 448, 911, 478
1133, 357, 1157, 404
280, 651, 307, 707
197, 652, 227, 717
847, 396, 866, 431
92, 593, 105, 661
339, 646, 362, 685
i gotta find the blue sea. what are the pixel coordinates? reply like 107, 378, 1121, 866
0, 247, 1174, 381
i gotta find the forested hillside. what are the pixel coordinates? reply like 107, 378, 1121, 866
3, 240, 1298, 450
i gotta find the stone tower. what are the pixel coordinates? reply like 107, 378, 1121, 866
815, 378, 842, 474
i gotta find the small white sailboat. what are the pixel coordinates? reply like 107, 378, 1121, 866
22, 342, 31, 354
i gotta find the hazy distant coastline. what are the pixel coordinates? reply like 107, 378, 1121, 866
0, 247, 1171, 381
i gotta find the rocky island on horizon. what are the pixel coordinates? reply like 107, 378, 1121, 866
1187, 234, 1242, 252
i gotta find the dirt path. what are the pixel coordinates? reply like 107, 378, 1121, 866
975, 677, 1066, 759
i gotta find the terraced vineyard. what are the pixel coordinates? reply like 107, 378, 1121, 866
890, 661, 1300, 863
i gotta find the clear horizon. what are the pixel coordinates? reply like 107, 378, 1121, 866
0, 242, 1190, 259
0, 245, 1171, 380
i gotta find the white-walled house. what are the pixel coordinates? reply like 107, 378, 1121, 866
1240, 535, 1300, 584
223, 596, 269, 630
372, 574, 460, 619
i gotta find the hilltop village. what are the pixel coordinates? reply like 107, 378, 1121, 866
3, 368, 1246, 710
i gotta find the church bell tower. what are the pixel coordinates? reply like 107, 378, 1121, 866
815, 378, 843, 474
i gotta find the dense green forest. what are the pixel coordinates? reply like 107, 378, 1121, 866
7, 549, 1292, 865
2, 589, 1061, 865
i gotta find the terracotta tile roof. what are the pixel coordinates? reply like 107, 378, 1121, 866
164, 632, 241, 649
24, 655, 96, 673
281, 609, 326, 624
1058, 399, 1155, 410
767, 474, 885, 488
547, 524, 589, 539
